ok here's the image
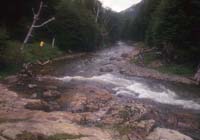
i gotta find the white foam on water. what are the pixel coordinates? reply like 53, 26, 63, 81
57, 74, 200, 110
57, 73, 131, 86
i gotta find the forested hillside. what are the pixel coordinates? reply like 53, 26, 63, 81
0, 0, 120, 74
121, 0, 200, 67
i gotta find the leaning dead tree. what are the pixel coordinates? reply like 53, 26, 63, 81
22, 1, 55, 48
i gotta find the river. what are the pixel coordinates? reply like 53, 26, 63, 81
43, 41, 200, 111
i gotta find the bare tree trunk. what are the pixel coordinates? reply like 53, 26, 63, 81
22, 1, 55, 49
23, 1, 43, 45
23, 18, 37, 45
52, 37, 55, 48
95, 5, 100, 23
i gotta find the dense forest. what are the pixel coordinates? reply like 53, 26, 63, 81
120, 0, 200, 67
0, 0, 200, 78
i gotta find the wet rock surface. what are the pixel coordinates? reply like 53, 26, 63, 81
146, 128, 193, 140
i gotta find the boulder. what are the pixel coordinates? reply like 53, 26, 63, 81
42, 90, 61, 99
25, 100, 49, 111
121, 53, 129, 58
0, 136, 8, 140
100, 67, 113, 73
2, 129, 21, 140
136, 119, 155, 133
48, 101, 61, 111
145, 128, 193, 140
122, 120, 156, 140
4, 75, 18, 84
28, 84, 37, 89
30, 93, 37, 99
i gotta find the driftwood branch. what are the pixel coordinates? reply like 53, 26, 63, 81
33, 17, 55, 28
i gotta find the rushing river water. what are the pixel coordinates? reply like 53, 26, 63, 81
47, 42, 200, 111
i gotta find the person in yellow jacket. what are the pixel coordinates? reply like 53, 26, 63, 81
40, 41, 45, 47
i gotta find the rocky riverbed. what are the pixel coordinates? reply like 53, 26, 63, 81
0, 42, 200, 140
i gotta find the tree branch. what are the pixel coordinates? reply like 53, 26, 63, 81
33, 17, 55, 28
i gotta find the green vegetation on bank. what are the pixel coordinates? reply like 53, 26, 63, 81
157, 64, 195, 77
121, 0, 200, 72
132, 47, 195, 76
0, 39, 61, 79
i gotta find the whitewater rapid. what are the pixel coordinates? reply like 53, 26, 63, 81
57, 73, 200, 110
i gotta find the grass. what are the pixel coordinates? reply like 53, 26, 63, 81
0, 41, 62, 80
16, 132, 86, 140
142, 52, 159, 65
23, 43, 62, 63
0, 65, 20, 80
132, 50, 195, 77
156, 64, 195, 76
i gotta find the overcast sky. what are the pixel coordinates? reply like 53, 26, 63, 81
99, 0, 142, 12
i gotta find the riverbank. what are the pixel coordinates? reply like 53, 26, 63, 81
0, 43, 63, 80
121, 42, 198, 85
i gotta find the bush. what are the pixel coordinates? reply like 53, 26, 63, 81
0, 41, 62, 78
0, 28, 9, 67
157, 64, 195, 76
24, 43, 62, 62
1, 41, 24, 65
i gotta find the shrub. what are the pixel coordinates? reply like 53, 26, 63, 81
1, 41, 24, 65
24, 43, 62, 63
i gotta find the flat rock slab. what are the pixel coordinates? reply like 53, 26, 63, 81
145, 128, 193, 140
0, 121, 114, 140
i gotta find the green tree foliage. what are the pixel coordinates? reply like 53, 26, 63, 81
147, 0, 200, 63
0, 28, 9, 68
120, 0, 160, 41
51, 0, 101, 52
121, 0, 200, 65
